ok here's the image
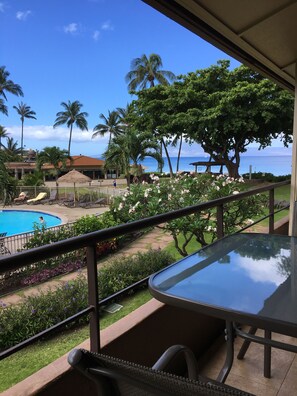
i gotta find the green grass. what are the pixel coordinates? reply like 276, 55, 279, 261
0, 289, 152, 392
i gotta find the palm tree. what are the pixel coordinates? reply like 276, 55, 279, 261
3, 137, 22, 161
37, 146, 69, 185
125, 53, 176, 91
92, 110, 123, 146
13, 102, 37, 157
0, 125, 9, 149
0, 66, 23, 101
54, 100, 88, 156
0, 98, 8, 116
0, 150, 17, 205
103, 129, 162, 187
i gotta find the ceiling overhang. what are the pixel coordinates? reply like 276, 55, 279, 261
143, 0, 297, 93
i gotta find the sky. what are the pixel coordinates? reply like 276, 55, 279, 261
1, 0, 292, 158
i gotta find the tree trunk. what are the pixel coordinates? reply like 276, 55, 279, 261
225, 161, 240, 178
161, 138, 174, 177
68, 124, 73, 156
21, 120, 24, 157
176, 135, 183, 173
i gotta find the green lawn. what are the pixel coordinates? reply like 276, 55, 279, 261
0, 289, 152, 392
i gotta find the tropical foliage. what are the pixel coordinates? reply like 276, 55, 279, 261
0, 151, 17, 205
0, 66, 23, 103
37, 146, 69, 185
125, 53, 176, 91
13, 102, 37, 156
92, 110, 123, 146
54, 100, 88, 156
110, 173, 266, 256
130, 60, 294, 178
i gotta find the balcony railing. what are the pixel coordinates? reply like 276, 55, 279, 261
0, 180, 290, 361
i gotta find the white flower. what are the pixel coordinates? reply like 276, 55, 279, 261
168, 194, 172, 200
216, 186, 220, 191
118, 203, 124, 210
233, 190, 239, 195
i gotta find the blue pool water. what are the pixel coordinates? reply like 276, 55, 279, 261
0, 210, 62, 236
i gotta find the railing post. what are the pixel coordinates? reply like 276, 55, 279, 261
217, 204, 224, 239
269, 189, 274, 234
86, 245, 100, 352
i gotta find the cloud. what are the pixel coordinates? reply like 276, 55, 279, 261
64, 23, 78, 34
93, 30, 100, 41
101, 20, 114, 31
16, 10, 32, 21
0, 2, 5, 12
6, 125, 106, 144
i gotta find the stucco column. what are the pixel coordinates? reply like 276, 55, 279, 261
289, 63, 297, 235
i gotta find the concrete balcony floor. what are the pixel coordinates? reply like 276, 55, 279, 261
201, 327, 297, 395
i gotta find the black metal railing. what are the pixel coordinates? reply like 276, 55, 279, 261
0, 180, 290, 360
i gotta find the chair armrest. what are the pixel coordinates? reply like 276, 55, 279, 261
152, 344, 199, 380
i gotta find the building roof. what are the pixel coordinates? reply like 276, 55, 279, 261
66, 155, 104, 167
143, 0, 297, 93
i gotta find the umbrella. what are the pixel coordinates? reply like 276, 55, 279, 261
57, 169, 92, 205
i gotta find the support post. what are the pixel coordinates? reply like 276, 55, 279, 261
87, 245, 100, 352
289, 64, 297, 236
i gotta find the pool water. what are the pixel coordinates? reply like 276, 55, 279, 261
0, 210, 62, 236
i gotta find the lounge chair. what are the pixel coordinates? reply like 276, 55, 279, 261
79, 197, 107, 208
58, 193, 75, 206
68, 347, 254, 396
0, 232, 10, 256
42, 190, 58, 205
14, 191, 28, 204
27, 192, 47, 204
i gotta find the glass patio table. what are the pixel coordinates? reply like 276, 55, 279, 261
149, 233, 297, 382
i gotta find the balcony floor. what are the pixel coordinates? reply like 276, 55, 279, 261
200, 328, 297, 395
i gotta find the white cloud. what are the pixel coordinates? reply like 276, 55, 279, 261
64, 23, 78, 34
16, 10, 32, 21
0, 2, 5, 12
6, 125, 106, 144
93, 30, 100, 41
101, 20, 114, 31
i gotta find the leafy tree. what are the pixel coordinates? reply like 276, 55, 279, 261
103, 129, 162, 187
0, 66, 23, 101
125, 53, 176, 91
13, 102, 37, 157
0, 151, 17, 205
37, 146, 69, 185
126, 54, 176, 174
131, 61, 294, 178
92, 110, 123, 146
0, 125, 9, 149
3, 137, 22, 161
54, 100, 88, 156
0, 98, 8, 116
111, 173, 265, 256
22, 171, 44, 186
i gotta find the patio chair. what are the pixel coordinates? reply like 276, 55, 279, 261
42, 190, 58, 205
68, 347, 254, 396
27, 192, 47, 204
13, 191, 28, 204
59, 193, 75, 206
79, 197, 107, 208
0, 232, 10, 256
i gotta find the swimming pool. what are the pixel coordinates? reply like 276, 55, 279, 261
0, 210, 62, 236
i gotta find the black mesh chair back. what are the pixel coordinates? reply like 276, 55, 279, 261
68, 348, 255, 396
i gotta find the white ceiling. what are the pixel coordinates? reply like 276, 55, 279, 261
143, 0, 297, 92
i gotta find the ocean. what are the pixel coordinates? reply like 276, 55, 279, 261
139, 156, 293, 176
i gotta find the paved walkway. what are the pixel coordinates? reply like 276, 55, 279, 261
1, 226, 173, 307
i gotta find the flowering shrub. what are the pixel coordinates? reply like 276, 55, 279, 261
0, 213, 121, 295
110, 173, 266, 256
